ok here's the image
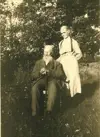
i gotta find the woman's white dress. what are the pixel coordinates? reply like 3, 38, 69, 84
57, 36, 82, 97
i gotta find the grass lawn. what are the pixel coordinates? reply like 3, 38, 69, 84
1, 62, 100, 137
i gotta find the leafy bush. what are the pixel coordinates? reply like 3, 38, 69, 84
1, 0, 99, 84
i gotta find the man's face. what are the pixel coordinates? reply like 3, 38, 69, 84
60, 28, 70, 39
44, 48, 51, 57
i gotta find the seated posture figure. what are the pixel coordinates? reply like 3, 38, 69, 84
31, 45, 66, 116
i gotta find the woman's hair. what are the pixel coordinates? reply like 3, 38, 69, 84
60, 25, 70, 32
60, 25, 73, 37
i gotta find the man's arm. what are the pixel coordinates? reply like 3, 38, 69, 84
31, 61, 41, 80
55, 62, 66, 80
47, 62, 66, 80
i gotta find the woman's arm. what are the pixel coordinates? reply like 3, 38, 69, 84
72, 39, 82, 60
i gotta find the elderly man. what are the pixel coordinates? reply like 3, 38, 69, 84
31, 45, 66, 116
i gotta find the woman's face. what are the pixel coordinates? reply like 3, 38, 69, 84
60, 28, 70, 39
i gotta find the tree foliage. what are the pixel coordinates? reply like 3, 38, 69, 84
1, 0, 100, 84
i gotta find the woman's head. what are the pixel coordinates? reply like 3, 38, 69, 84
60, 26, 71, 39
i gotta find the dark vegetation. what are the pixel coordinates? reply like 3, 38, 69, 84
1, 0, 100, 137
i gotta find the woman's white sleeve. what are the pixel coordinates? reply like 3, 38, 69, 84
72, 40, 82, 60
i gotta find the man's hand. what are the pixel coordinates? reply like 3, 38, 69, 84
40, 68, 47, 75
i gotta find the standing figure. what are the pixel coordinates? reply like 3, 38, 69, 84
31, 45, 66, 116
57, 25, 82, 97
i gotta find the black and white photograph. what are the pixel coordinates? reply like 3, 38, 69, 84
1, 0, 100, 137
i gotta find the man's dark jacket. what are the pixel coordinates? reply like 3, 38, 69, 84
31, 58, 66, 83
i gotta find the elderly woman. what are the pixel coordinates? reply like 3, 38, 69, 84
57, 26, 82, 97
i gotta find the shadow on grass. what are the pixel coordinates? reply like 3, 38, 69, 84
33, 80, 99, 116
59, 80, 99, 111
82, 81, 99, 97
1, 80, 99, 137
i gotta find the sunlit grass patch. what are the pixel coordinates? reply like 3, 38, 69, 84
80, 62, 100, 84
